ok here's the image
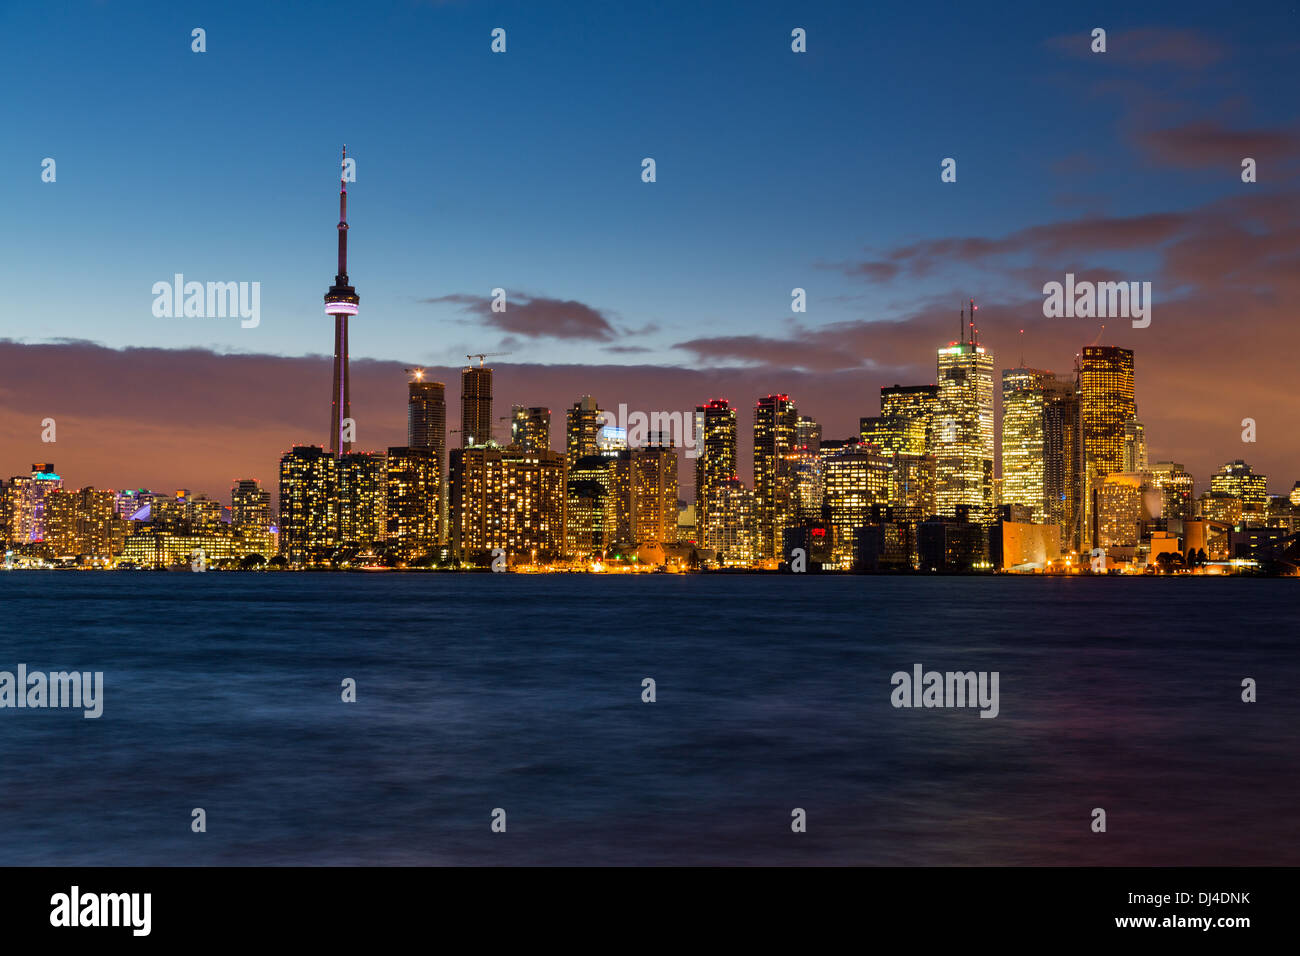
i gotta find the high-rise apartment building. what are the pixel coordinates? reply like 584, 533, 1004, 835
566, 454, 613, 556
384, 447, 438, 557
754, 394, 798, 558
407, 373, 446, 459
406, 371, 447, 545
451, 446, 566, 560
566, 396, 603, 461
511, 406, 552, 452
231, 478, 274, 556
337, 452, 388, 549
45, 487, 116, 558
822, 442, 892, 558
461, 364, 494, 448
703, 477, 757, 566
610, 443, 679, 546
693, 399, 737, 547
279, 446, 337, 564
795, 416, 822, 455
4, 464, 62, 544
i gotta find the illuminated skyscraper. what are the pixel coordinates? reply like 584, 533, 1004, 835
338, 452, 388, 549
693, 399, 737, 546
407, 372, 446, 460
451, 446, 566, 560
325, 148, 359, 456
566, 396, 603, 460
511, 406, 552, 452
1123, 417, 1148, 474
154, 491, 222, 533
1210, 460, 1268, 523
1043, 378, 1082, 551
461, 363, 493, 447
864, 384, 939, 457
611, 443, 679, 546
822, 441, 892, 564
4, 464, 63, 544
881, 384, 940, 433
231, 478, 274, 556
1151, 462, 1195, 524
890, 452, 936, 524
384, 447, 439, 558
1095, 472, 1144, 550
753, 393, 798, 558
1001, 367, 1053, 524
231, 479, 270, 529
566, 454, 613, 556
786, 445, 824, 523
1080, 346, 1135, 480
703, 477, 757, 566
935, 305, 995, 522
45, 487, 116, 558
795, 416, 822, 455
1079, 346, 1136, 547
406, 370, 447, 544
278, 446, 337, 564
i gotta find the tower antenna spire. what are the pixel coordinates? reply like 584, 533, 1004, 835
337, 145, 349, 281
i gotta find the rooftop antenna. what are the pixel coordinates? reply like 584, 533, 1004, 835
959, 303, 965, 345
969, 298, 977, 347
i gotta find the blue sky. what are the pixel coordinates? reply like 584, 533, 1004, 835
6, 0, 1296, 371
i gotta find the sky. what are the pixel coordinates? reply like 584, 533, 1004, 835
1, 0, 1298, 499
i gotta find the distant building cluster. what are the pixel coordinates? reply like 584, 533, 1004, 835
0, 468, 274, 569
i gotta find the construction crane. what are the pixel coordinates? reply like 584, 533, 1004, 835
466, 352, 511, 367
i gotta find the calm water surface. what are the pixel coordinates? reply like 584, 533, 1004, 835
0, 573, 1295, 865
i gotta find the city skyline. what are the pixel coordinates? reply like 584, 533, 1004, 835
3, 2, 1298, 504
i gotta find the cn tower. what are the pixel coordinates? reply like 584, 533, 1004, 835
325, 145, 359, 455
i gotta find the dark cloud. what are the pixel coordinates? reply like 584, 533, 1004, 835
1132, 121, 1300, 169
424, 292, 618, 341
673, 331, 870, 373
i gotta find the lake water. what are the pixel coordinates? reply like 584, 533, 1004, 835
0, 573, 1295, 865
